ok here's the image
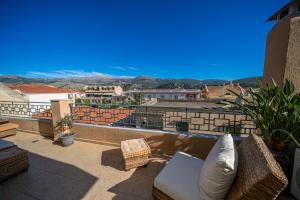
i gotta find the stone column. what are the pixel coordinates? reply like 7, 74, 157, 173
51, 100, 72, 141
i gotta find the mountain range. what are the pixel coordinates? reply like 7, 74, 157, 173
0, 75, 260, 90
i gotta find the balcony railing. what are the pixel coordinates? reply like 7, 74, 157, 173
71, 104, 256, 134
0, 101, 52, 119
0, 101, 256, 134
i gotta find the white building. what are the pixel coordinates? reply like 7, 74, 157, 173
128, 88, 202, 101
9, 84, 77, 103
82, 85, 126, 103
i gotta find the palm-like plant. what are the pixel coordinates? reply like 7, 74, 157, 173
229, 79, 300, 150
55, 114, 75, 136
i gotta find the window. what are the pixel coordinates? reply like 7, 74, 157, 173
298, 3, 300, 11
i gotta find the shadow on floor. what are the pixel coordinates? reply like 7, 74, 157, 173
1, 152, 98, 200
108, 158, 166, 200
101, 148, 125, 171
101, 147, 167, 200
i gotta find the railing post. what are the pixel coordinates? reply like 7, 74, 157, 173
11, 101, 14, 116
51, 100, 72, 141
146, 105, 148, 127
185, 107, 188, 122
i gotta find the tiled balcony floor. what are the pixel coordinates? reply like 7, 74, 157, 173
0, 132, 166, 200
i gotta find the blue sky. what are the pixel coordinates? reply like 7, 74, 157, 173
0, 0, 287, 80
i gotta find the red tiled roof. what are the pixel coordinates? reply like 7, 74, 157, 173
9, 84, 75, 94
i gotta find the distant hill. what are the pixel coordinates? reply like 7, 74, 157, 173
233, 77, 261, 88
0, 75, 260, 90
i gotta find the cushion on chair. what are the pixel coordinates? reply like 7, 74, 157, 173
154, 151, 204, 200
198, 133, 238, 200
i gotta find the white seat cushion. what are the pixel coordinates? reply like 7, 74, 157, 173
199, 133, 238, 200
154, 151, 204, 200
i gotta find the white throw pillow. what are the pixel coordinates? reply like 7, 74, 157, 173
199, 133, 238, 200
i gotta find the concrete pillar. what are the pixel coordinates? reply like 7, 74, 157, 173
51, 100, 72, 141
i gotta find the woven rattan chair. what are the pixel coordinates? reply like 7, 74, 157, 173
0, 140, 29, 182
153, 134, 288, 200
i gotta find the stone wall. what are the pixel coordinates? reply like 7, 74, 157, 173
284, 16, 300, 93
263, 14, 291, 87
263, 13, 300, 89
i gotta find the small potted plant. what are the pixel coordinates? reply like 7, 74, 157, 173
55, 114, 76, 146
176, 121, 189, 132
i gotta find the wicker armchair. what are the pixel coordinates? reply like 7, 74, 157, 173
0, 140, 29, 182
153, 134, 288, 200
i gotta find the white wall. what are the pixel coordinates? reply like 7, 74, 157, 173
27, 93, 74, 103
144, 93, 186, 100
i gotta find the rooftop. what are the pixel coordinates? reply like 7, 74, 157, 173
129, 88, 201, 94
153, 100, 223, 109
9, 84, 75, 94
1, 131, 166, 200
0, 83, 28, 102
267, 0, 300, 21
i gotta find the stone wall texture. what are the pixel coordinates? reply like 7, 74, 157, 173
263, 14, 300, 90
263, 15, 291, 87
284, 16, 300, 93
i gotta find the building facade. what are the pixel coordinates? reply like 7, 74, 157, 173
9, 84, 76, 103
128, 89, 202, 101
202, 83, 247, 100
81, 85, 126, 104
263, 0, 300, 91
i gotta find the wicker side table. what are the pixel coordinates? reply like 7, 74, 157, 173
121, 138, 151, 170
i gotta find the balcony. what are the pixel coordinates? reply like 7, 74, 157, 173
1, 131, 166, 199
0, 100, 295, 199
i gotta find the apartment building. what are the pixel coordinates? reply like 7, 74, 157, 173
81, 85, 126, 104
128, 88, 202, 101
202, 82, 247, 100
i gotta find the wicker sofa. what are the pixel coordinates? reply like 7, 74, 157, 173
153, 134, 288, 200
0, 140, 29, 182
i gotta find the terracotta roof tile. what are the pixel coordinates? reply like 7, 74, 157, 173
9, 84, 75, 94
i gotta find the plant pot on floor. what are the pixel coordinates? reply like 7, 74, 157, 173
291, 148, 300, 199
60, 133, 76, 146
271, 147, 294, 194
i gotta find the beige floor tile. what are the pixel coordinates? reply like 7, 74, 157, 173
1, 132, 166, 200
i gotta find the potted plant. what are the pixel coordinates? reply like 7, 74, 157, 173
176, 121, 189, 132
55, 114, 76, 146
227, 79, 300, 191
